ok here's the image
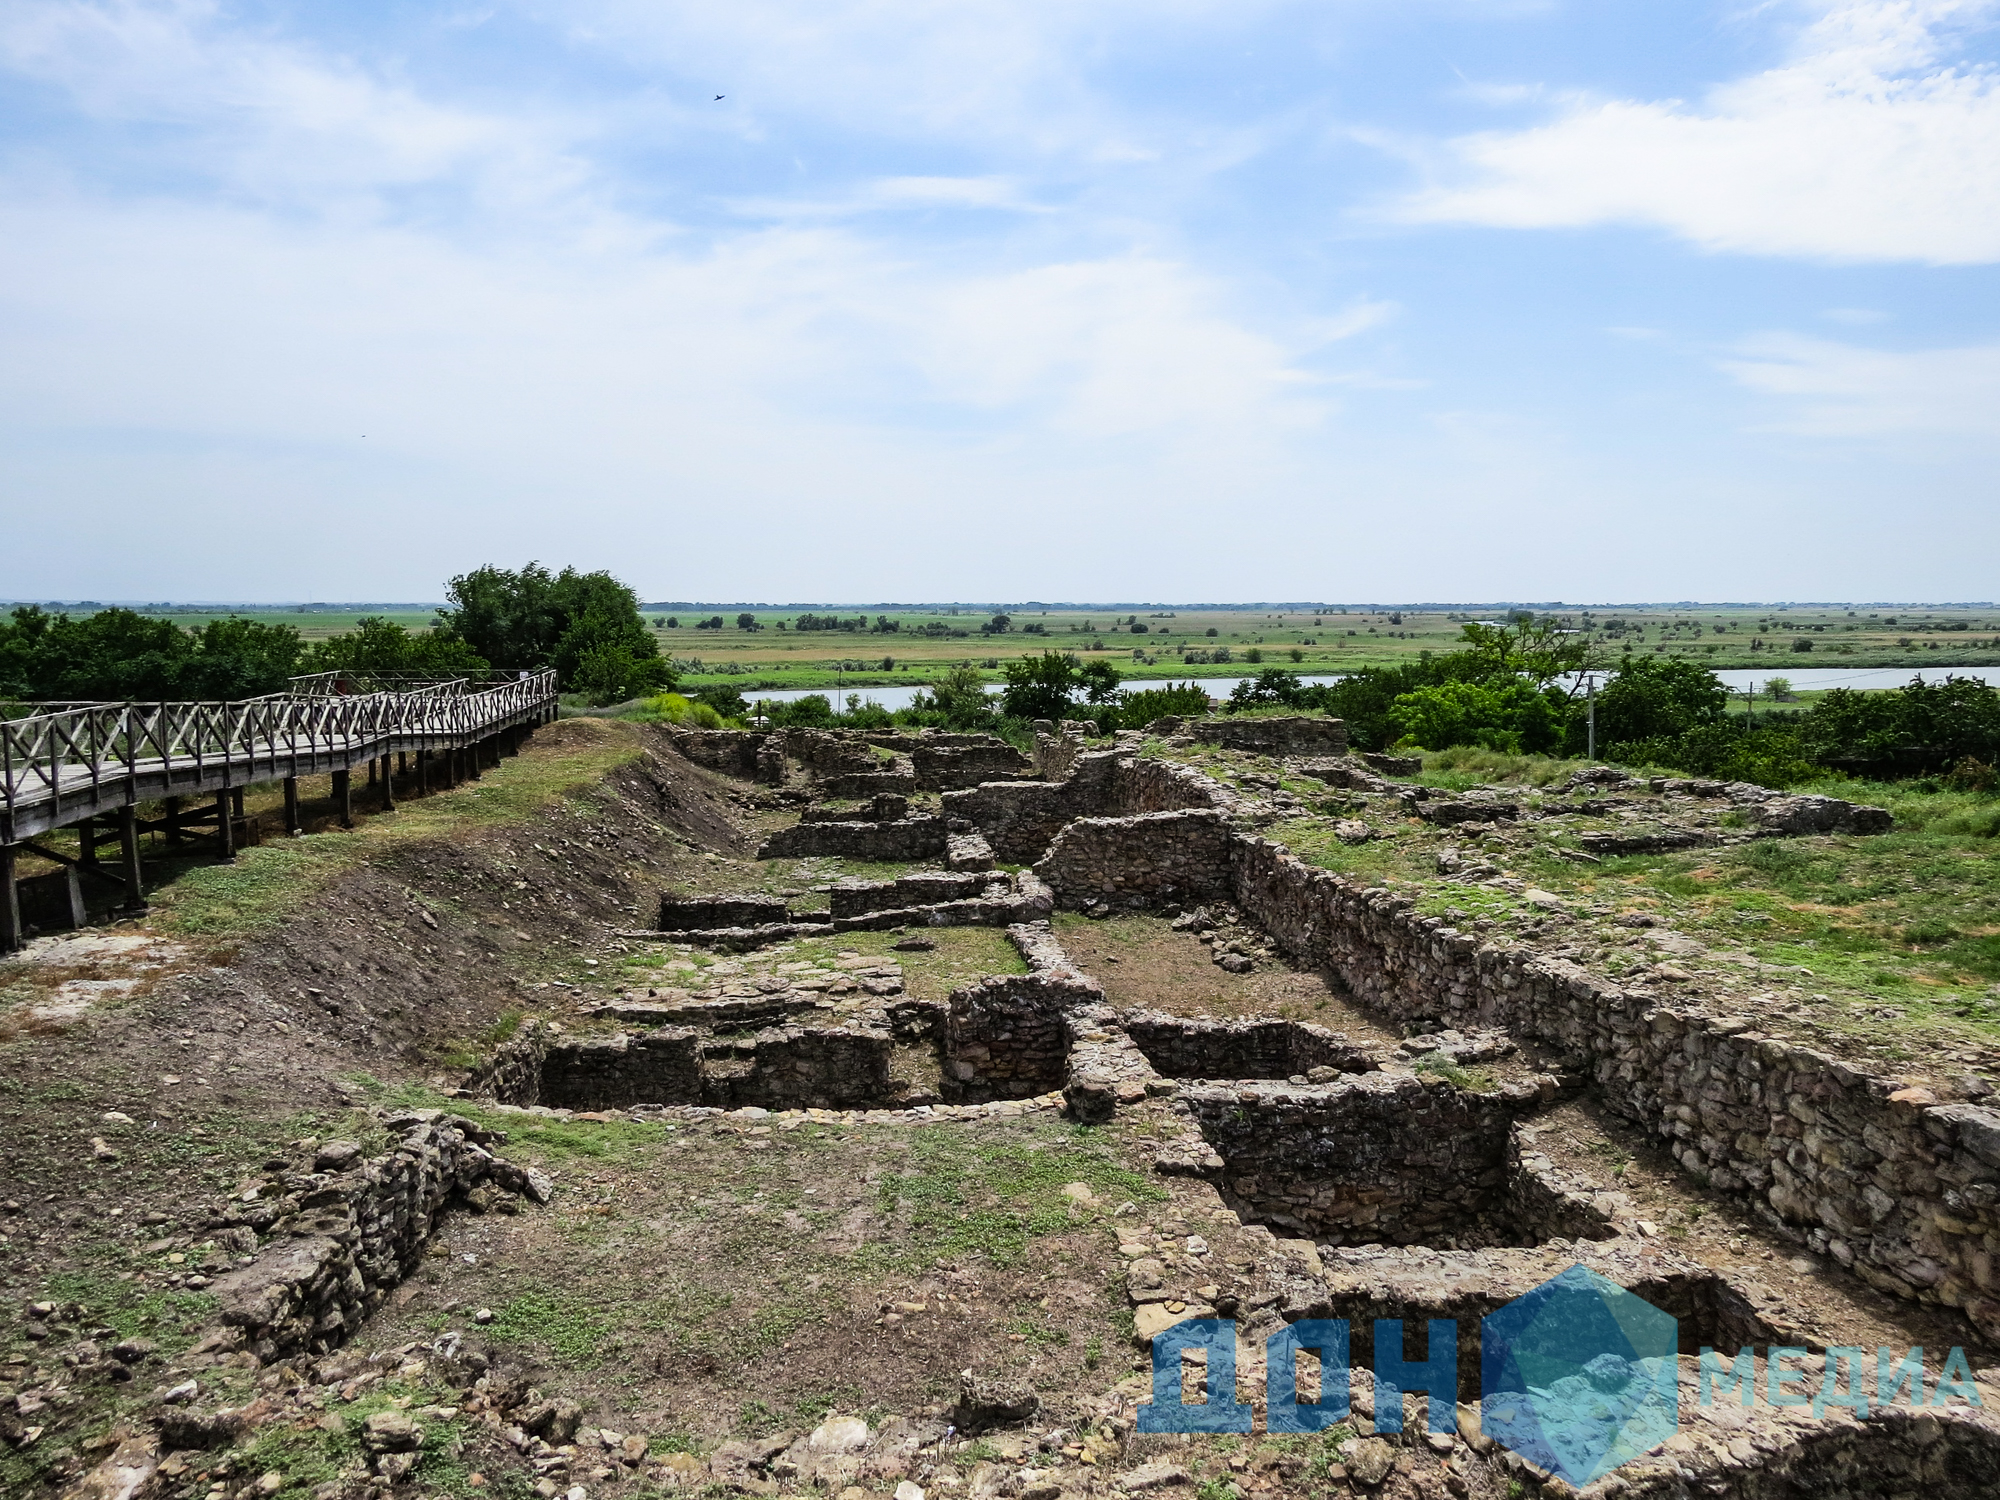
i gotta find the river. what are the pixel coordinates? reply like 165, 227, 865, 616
731, 665, 1995, 714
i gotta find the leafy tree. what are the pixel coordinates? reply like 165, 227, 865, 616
1078, 657, 1122, 705
435, 564, 671, 690
307, 617, 487, 682
909, 661, 994, 729
1229, 668, 1310, 710
1586, 655, 1728, 750
693, 683, 749, 720
1387, 679, 1563, 754
1797, 677, 2000, 777
1457, 617, 1604, 692
762, 693, 838, 727
1114, 682, 1212, 730
0, 606, 306, 701
999, 650, 1113, 720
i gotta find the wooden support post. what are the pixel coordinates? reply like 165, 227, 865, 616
117, 805, 147, 913
215, 790, 236, 862
164, 796, 184, 845
333, 769, 353, 828
0, 844, 20, 954
398, 752, 407, 775
381, 755, 396, 811
283, 777, 301, 835
368, 758, 378, 785
469, 742, 483, 780
231, 787, 246, 818
416, 751, 429, 795
77, 815, 100, 869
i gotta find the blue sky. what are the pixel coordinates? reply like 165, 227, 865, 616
2, 0, 1997, 603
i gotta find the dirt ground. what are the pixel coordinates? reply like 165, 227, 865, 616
1051, 915, 1403, 1047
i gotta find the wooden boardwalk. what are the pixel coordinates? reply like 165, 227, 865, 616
1, 671, 559, 950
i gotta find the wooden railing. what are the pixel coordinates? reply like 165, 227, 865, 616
1, 671, 558, 813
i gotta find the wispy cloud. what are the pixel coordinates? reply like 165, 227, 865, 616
1394, 1, 2000, 263
1721, 331, 2000, 436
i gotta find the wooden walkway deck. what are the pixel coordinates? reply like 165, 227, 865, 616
1, 671, 560, 949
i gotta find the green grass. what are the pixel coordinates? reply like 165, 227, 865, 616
486, 1289, 617, 1365
869, 1125, 1163, 1270
145, 720, 648, 946
1522, 778, 2000, 1046
39, 1260, 219, 1355
1409, 1053, 1496, 1090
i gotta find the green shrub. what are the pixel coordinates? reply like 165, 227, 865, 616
1114, 681, 1211, 729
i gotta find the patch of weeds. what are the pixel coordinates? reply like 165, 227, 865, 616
40, 1267, 217, 1354
1084, 1336, 1104, 1370
486, 1290, 615, 1366
1409, 1053, 1495, 1090
870, 1124, 1162, 1270
484, 1008, 526, 1043
791, 1383, 866, 1424
245, 1423, 358, 1497
1006, 1316, 1070, 1348
738, 1398, 785, 1436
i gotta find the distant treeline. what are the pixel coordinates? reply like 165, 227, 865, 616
1223, 620, 2000, 788
1, 563, 672, 707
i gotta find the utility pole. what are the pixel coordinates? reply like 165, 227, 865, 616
1586, 673, 1597, 761
1744, 682, 1756, 726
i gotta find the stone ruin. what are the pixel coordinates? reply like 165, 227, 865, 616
448, 716, 2000, 1494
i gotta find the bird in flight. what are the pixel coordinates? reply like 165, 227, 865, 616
714, 94, 725, 100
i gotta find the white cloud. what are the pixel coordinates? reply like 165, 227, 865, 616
1720, 331, 2000, 435
0, 0, 589, 214
1396, 1, 2000, 262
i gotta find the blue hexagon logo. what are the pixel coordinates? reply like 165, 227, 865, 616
1481, 1265, 1680, 1486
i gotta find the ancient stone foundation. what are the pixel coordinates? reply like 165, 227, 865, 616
206, 1111, 549, 1362
1174, 1073, 1552, 1246
1190, 714, 1348, 758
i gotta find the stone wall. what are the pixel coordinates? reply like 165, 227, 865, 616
537, 1027, 704, 1110
1030, 722, 1092, 781
659, 894, 790, 931
702, 1024, 898, 1110
1119, 1012, 1377, 1081
1503, 1124, 1624, 1243
658, 727, 774, 782
802, 793, 909, 824
1033, 809, 1234, 909
945, 972, 1099, 1102
206, 1111, 549, 1362
783, 729, 883, 777
490, 1020, 913, 1111
944, 753, 1235, 864
912, 742, 1032, 792
1176, 1073, 1539, 1245
1224, 831, 2000, 1340
1191, 715, 1348, 758
757, 815, 947, 861
830, 870, 991, 918
819, 770, 917, 799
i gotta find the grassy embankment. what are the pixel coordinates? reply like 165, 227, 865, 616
1193, 742, 2000, 1069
